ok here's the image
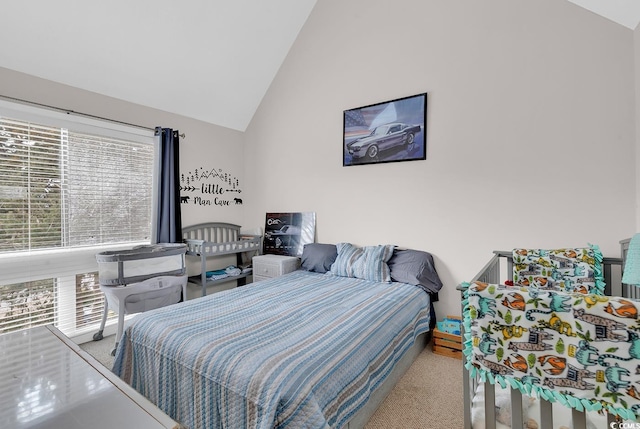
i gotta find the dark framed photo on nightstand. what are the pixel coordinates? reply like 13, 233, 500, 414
263, 212, 316, 257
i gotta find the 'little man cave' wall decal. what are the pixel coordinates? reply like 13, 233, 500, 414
180, 167, 242, 207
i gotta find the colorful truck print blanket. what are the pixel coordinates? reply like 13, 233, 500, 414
464, 281, 640, 420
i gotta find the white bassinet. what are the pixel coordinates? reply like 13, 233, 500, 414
94, 243, 188, 354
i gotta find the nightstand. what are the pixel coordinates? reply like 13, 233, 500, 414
252, 254, 300, 282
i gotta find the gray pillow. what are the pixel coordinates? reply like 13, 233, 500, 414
301, 243, 337, 273
388, 248, 443, 293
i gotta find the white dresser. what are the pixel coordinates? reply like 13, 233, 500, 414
252, 254, 300, 282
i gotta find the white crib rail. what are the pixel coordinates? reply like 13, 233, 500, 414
459, 250, 625, 429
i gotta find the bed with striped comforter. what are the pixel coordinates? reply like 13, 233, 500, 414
112, 270, 431, 429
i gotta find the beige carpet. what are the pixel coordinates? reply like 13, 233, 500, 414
80, 334, 117, 368
364, 346, 464, 429
80, 337, 464, 428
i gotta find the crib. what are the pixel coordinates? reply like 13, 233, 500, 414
458, 245, 640, 429
93, 243, 188, 354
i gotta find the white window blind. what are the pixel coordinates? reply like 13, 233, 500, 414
0, 119, 154, 252
0, 103, 155, 338
67, 131, 154, 246
76, 272, 115, 329
0, 119, 64, 251
0, 279, 56, 334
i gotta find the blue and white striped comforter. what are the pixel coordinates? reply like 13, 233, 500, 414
113, 270, 431, 429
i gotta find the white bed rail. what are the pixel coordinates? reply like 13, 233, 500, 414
458, 251, 624, 429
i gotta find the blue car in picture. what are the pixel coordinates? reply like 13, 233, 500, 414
346, 122, 422, 160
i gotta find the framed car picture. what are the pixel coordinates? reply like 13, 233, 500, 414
263, 212, 316, 256
343, 92, 427, 167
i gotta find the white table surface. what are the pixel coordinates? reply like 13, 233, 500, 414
0, 325, 180, 429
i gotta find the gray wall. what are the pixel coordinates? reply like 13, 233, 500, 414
0, 66, 247, 229
243, 0, 637, 317
0, 0, 637, 319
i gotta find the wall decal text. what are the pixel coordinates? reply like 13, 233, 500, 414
180, 167, 243, 208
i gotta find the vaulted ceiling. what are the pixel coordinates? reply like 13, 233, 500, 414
567, 0, 640, 30
1, 1, 638, 132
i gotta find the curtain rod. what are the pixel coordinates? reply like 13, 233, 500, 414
0, 94, 186, 138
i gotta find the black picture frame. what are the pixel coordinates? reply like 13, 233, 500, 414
263, 212, 316, 257
343, 92, 427, 167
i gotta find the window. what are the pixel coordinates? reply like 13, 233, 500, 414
0, 119, 154, 252
0, 279, 56, 334
76, 272, 115, 330
0, 101, 155, 338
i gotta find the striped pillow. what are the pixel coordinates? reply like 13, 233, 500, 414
330, 242, 394, 282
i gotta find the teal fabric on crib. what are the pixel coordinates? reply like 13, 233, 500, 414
622, 234, 640, 285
